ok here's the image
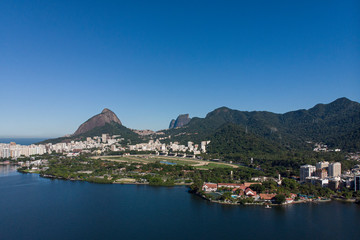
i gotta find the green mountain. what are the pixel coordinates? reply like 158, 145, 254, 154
160, 97, 360, 152
206, 123, 286, 157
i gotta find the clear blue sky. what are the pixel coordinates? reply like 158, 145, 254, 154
0, 0, 359, 137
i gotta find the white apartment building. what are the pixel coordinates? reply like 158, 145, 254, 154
300, 164, 316, 182
329, 162, 341, 177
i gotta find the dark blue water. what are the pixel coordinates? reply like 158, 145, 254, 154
0, 138, 47, 145
1, 167, 360, 240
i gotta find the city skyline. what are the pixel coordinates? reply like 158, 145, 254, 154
1, 0, 359, 137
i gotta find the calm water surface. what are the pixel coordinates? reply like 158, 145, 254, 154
1, 166, 359, 240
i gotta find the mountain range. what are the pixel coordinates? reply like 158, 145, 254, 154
41, 97, 360, 154
161, 97, 360, 153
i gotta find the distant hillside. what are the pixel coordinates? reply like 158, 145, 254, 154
159, 97, 360, 152
207, 123, 286, 157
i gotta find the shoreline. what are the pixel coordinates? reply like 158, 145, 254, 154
23, 170, 193, 187
195, 192, 335, 206
17, 170, 359, 206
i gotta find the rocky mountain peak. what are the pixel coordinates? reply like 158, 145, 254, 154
73, 108, 122, 135
168, 114, 191, 129
169, 119, 176, 129
101, 108, 112, 114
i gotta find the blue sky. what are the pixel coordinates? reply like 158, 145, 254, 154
0, 0, 359, 137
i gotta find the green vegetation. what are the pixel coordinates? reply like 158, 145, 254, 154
249, 184, 265, 193
274, 194, 286, 204
96, 155, 238, 169
31, 155, 254, 187
206, 123, 286, 159
161, 97, 360, 157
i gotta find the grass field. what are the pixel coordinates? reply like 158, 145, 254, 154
92, 155, 238, 169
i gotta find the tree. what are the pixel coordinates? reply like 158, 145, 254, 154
263, 180, 277, 191
189, 178, 203, 193
220, 192, 233, 201
250, 184, 265, 193
281, 178, 299, 191
274, 194, 286, 204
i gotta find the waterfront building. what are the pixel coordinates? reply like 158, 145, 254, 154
300, 165, 316, 182
202, 183, 217, 192
355, 175, 360, 192
259, 193, 276, 201
328, 177, 341, 191
244, 188, 257, 196
305, 176, 329, 187
329, 162, 341, 177
218, 183, 243, 189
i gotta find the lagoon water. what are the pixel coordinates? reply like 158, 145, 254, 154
1, 166, 360, 240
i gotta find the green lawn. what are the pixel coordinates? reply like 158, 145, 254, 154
95, 155, 238, 169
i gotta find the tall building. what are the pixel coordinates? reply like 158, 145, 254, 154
102, 134, 107, 143
329, 162, 341, 177
316, 168, 328, 179
201, 141, 207, 153
316, 161, 329, 169
355, 175, 360, 192
300, 165, 316, 182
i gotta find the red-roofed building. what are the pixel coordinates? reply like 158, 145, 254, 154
202, 183, 218, 192
218, 183, 243, 189
245, 188, 257, 196
239, 185, 247, 191
259, 193, 276, 201
244, 182, 262, 188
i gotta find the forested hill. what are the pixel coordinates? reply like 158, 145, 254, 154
160, 97, 360, 152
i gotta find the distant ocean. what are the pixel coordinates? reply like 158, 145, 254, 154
0, 138, 48, 145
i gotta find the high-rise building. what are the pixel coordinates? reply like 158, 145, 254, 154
102, 134, 107, 143
316, 161, 329, 169
355, 175, 360, 192
329, 162, 341, 177
300, 165, 316, 182
316, 168, 328, 179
